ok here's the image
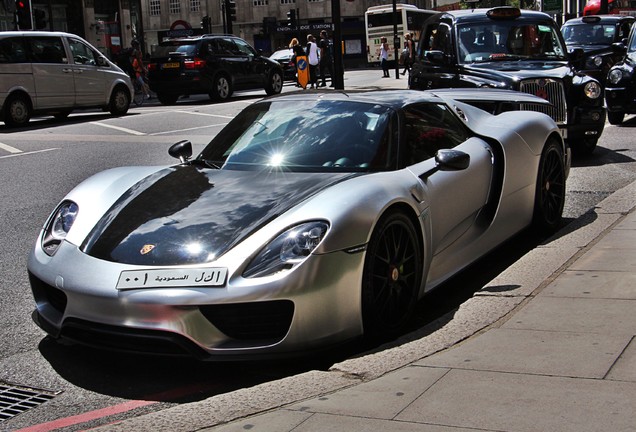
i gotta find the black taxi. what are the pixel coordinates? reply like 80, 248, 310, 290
409, 7, 606, 155
605, 21, 636, 125
561, 14, 634, 84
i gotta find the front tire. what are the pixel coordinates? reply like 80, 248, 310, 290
265, 70, 283, 96
607, 111, 625, 125
361, 211, 422, 339
108, 86, 130, 116
532, 139, 566, 234
4, 93, 31, 127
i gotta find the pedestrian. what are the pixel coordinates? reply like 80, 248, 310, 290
380, 36, 390, 77
132, 47, 150, 99
289, 37, 305, 88
306, 34, 320, 89
318, 30, 334, 87
401, 33, 414, 75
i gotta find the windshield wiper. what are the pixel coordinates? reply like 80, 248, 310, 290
191, 158, 222, 169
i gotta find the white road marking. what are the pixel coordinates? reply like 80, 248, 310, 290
0, 142, 22, 153
0, 148, 59, 159
150, 123, 228, 135
90, 122, 146, 135
173, 110, 234, 119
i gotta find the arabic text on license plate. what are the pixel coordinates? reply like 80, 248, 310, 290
162, 62, 180, 69
116, 268, 228, 290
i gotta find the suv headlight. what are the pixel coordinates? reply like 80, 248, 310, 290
243, 221, 329, 278
608, 68, 623, 85
42, 201, 79, 256
584, 81, 602, 99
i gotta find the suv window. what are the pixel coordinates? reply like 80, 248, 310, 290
234, 38, 257, 57
153, 42, 198, 57
209, 38, 241, 55
68, 38, 99, 65
29, 37, 67, 64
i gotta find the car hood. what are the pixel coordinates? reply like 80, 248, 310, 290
81, 166, 356, 266
466, 61, 572, 81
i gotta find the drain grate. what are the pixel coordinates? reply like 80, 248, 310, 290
0, 382, 61, 421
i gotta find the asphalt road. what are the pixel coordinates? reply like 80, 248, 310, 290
2, 70, 636, 431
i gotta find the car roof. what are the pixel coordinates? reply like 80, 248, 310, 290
562, 15, 635, 25
436, 7, 554, 24
160, 34, 240, 43
0, 31, 86, 38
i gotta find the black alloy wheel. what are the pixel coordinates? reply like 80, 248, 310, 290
361, 211, 422, 339
210, 75, 232, 102
532, 139, 566, 233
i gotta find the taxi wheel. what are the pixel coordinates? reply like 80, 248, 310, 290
608, 111, 625, 125
210, 75, 232, 102
108, 86, 130, 116
4, 93, 32, 127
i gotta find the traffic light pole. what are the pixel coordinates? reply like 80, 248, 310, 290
330, 0, 344, 89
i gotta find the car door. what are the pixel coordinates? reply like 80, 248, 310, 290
403, 103, 494, 280
212, 37, 249, 86
232, 38, 262, 86
27, 36, 75, 109
66, 37, 106, 107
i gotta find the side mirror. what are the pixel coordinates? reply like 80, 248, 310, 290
425, 50, 447, 64
436, 149, 470, 171
568, 48, 585, 70
611, 42, 627, 55
169, 140, 193, 163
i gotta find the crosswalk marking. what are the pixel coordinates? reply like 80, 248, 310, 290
0, 142, 22, 154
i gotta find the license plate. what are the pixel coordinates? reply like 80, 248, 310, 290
117, 268, 228, 290
162, 62, 180, 69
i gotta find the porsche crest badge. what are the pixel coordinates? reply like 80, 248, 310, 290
140, 244, 155, 255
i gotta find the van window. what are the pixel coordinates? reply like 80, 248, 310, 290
0, 37, 28, 63
68, 38, 99, 65
29, 37, 67, 64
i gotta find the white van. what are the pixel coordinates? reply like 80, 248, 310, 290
0, 31, 134, 127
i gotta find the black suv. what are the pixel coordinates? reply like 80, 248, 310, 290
561, 14, 634, 84
409, 7, 606, 155
147, 35, 284, 104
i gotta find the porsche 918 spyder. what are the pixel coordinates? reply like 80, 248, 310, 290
27, 89, 568, 360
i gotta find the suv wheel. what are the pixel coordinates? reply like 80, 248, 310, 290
265, 70, 283, 96
4, 93, 32, 127
210, 75, 232, 102
607, 111, 625, 125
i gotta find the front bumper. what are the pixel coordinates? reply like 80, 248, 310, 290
28, 240, 366, 360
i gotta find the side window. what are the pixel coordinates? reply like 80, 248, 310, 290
217, 38, 240, 55
0, 37, 28, 63
29, 37, 67, 64
68, 39, 99, 65
432, 23, 452, 54
233, 38, 256, 57
403, 103, 471, 166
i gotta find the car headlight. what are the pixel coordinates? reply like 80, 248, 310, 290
243, 221, 329, 278
584, 81, 602, 99
41, 201, 79, 256
593, 56, 603, 67
608, 68, 623, 85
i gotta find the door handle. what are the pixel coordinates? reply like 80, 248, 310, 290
62, 68, 73, 73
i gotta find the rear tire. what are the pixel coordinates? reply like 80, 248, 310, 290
532, 139, 566, 234
4, 93, 31, 127
607, 111, 625, 125
361, 211, 422, 339
210, 75, 232, 102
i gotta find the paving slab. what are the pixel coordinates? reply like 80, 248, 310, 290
606, 337, 636, 382
396, 368, 636, 432
414, 327, 627, 378
503, 296, 636, 335
540, 269, 636, 299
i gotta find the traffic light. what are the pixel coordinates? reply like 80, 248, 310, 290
33, 8, 46, 30
228, 0, 236, 22
287, 9, 296, 27
15, 0, 33, 30
201, 15, 211, 33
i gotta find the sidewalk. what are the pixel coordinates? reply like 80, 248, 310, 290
96, 86, 636, 432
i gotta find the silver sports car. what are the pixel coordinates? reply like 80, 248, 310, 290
27, 89, 568, 360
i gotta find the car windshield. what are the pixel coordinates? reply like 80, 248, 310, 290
198, 100, 395, 172
562, 23, 616, 45
457, 21, 567, 63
